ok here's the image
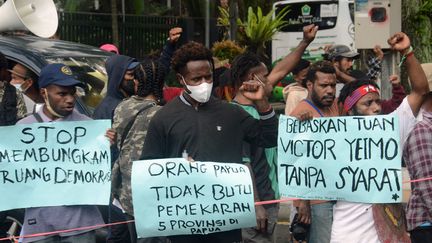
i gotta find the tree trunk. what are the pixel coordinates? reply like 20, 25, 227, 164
110, 0, 119, 47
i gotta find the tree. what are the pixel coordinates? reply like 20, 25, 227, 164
110, 0, 119, 47
402, 0, 432, 63
218, 5, 289, 63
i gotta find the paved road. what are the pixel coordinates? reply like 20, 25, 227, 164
274, 202, 293, 243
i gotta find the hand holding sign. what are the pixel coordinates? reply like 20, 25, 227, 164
131, 159, 256, 238
278, 115, 402, 203
0, 120, 111, 212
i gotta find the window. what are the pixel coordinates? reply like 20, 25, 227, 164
46, 56, 108, 114
276, 2, 339, 32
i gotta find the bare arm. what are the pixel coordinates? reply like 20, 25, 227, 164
334, 67, 356, 83
267, 24, 318, 87
388, 32, 429, 116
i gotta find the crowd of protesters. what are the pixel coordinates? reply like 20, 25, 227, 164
0, 20, 432, 243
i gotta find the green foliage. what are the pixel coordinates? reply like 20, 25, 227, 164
402, 0, 432, 62
239, 6, 289, 49
237, 0, 275, 20
216, 5, 289, 62
217, 6, 230, 27
212, 40, 245, 63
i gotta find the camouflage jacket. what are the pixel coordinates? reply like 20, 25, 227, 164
0, 81, 27, 122
111, 96, 161, 215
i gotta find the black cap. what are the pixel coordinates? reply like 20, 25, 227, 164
328, 45, 359, 60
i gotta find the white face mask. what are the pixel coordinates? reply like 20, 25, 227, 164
12, 83, 27, 92
42, 88, 65, 118
181, 76, 213, 103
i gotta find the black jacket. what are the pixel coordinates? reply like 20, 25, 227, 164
141, 95, 278, 163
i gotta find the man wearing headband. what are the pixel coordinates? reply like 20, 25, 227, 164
331, 32, 429, 242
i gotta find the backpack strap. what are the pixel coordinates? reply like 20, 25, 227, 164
119, 102, 156, 149
33, 112, 44, 123
303, 99, 324, 117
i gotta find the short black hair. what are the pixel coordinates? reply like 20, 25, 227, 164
338, 79, 380, 105
171, 41, 213, 75
292, 59, 311, 75
305, 60, 336, 84
348, 70, 368, 81
230, 51, 262, 89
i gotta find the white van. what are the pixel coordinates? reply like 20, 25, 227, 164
272, 0, 355, 63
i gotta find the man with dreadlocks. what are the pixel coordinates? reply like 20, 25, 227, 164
111, 59, 167, 243
0, 51, 26, 125
229, 51, 280, 243
227, 24, 316, 242
141, 41, 278, 243
331, 32, 427, 243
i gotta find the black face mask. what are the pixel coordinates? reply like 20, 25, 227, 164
122, 79, 135, 96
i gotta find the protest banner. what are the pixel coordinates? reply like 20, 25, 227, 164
0, 120, 111, 211
132, 158, 256, 238
278, 115, 402, 203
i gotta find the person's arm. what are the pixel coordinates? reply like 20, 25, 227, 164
404, 124, 432, 211
334, 66, 356, 83
288, 106, 313, 224
267, 24, 318, 87
366, 45, 384, 80
381, 75, 406, 114
158, 27, 183, 72
388, 32, 429, 117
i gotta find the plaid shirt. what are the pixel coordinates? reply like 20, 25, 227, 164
366, 56, 382, 80
403, 111, 432, 231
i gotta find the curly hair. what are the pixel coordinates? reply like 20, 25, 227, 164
338, 79, 380, 106
134, 59, 166, 104
292, 59, 311, 75
171, 41, 214, 75
230, 51, 262, 89
305, 60, 336, 84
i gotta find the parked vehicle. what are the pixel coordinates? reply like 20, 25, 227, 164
272, 0, 355, 63
0, 34, 112, 116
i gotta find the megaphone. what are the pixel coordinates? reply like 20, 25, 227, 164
0, 0, 58, 38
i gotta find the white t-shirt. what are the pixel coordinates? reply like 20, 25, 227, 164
331, 97, 417, 243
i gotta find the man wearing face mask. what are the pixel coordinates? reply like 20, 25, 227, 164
0, 52, 26, 125
16, 63, 115, 243
92, 54, 138, 243
9, 63, 44, 114
141, 42, 278, 243
93, 54, 139, 120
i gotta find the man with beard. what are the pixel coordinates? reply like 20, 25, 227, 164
289, 60, 338, 243
325, 44, 359, 84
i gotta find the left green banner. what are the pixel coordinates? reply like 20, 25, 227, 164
0, 120, 112, 212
